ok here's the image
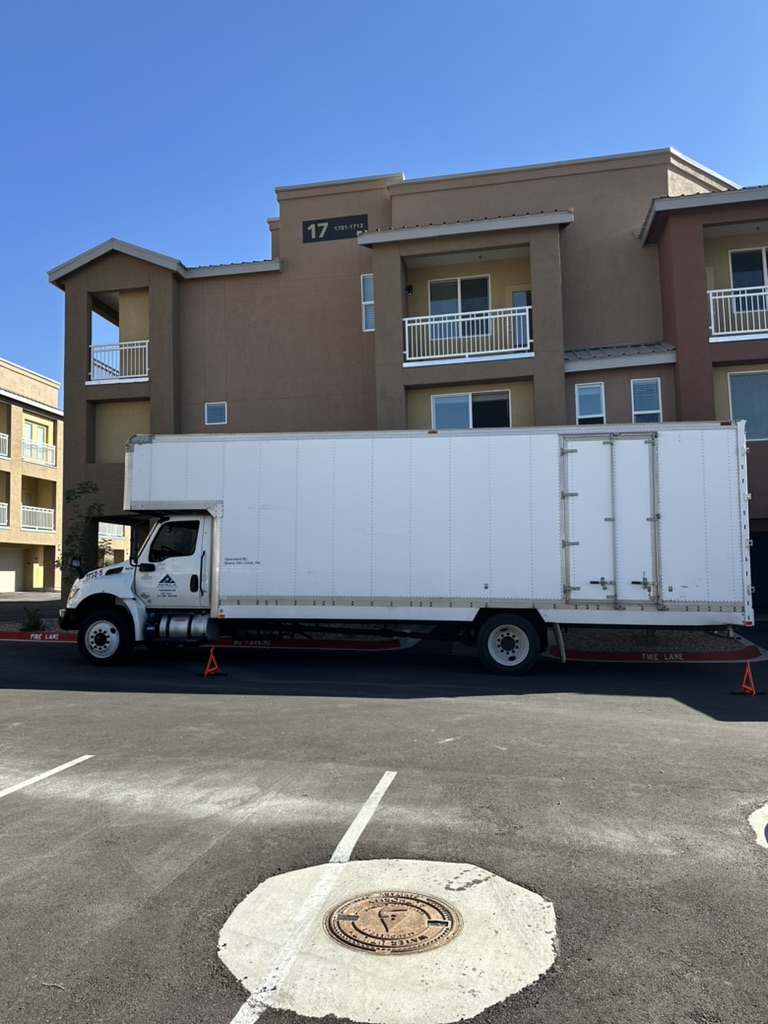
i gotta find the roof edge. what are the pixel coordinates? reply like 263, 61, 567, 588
639, 186, 768, 245
358, 211, 574, 247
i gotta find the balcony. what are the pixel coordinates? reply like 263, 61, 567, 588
22, 439, 56, 467
403, 307, 532, 364
21, 505, 55, 532
0, 502, 7, 527
89, 340, 149, 382
709, 286, 768, 341
0, 433, 7, 458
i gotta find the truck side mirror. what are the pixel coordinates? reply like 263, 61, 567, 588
70, 557, 85, 580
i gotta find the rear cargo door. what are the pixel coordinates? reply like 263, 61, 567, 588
563, 433, 659, 605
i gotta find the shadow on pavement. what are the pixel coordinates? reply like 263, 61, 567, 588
0, 638, 766, 724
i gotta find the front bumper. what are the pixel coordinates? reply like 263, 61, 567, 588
59, 608, 78, 631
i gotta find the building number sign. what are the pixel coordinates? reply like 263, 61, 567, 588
303, 214, 368, 243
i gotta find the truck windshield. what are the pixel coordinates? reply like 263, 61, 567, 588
147, 521, 200, 562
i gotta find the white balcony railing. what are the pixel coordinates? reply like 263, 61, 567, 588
90, 340, 149, 381
403, 307, 532, 363
0, 433, 8, 458
21, 505, 55, 532
709, 286, 768, 339
0, 502, 7, 527
22, 439, 56, 467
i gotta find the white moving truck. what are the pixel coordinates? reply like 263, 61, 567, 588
61, 423, 754, 673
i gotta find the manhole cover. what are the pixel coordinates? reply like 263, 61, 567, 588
324, 891, 462, 955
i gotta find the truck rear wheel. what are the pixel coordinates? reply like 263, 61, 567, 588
477, 614, 541, 675
78, 609, 133, 667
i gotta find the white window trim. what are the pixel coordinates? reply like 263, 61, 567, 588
430, 389, 511, 429
361, 274, 374, 332
728, 370, 768, 441
205, 401, 228, 426
575, 382, 605, 425
631, 377, 662, 423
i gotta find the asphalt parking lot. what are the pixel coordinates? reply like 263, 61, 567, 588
1, 639, 767, 1024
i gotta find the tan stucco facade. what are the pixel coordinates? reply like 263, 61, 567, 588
0, 359, 63, 592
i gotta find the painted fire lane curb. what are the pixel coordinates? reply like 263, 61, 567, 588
0, 631, 77, 643
546, 643, 765, 664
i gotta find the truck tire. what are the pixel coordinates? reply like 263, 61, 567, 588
78, 609, 133, 667
477, 614, 541, 675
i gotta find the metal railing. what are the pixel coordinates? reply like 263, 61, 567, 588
709, 286, 768, 339
89, 340, 149, 381
21, 505, 55, 531
22, 439, 56, 467
98, 522, 126, 538
0, 502, 7, 527
403, 307, 532, 363
0, 433, 7, 458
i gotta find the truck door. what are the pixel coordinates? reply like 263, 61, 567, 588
563, 433, 659, 605
135, 517, 212, 610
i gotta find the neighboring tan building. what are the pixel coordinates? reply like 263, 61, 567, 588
47, 147, 768, 598
0, 359, 63, 592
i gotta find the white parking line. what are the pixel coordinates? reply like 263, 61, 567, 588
229, 769, 397, 1024
0, 755, 93, 800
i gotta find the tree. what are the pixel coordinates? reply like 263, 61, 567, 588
57, 480, 103, 589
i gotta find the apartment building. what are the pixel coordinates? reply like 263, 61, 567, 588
48, 147, 768, 597
0, 359, 63, 592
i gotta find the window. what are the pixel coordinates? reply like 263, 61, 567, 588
148, 521, 200, 561
431, 390, 511, 429
631, 378, 662, 423
361, 274, 374, 331
575, 383, 605, 425
429, 277, 490, 340
729, 371, 768, 441
731, 248, 767, 313
205, 402, 227, 426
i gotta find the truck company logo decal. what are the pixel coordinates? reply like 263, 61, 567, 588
158, 574, 176, 586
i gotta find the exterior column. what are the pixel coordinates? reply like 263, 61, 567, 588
371, 247, 407, 429
529, 226, 566, 425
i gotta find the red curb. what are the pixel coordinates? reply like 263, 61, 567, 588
547, 645, 763, 663
0, 631, 77, 643
0, 631, 402, 651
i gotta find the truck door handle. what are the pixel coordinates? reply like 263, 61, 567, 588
190, 574, 199, 593
199, 551, 206, 597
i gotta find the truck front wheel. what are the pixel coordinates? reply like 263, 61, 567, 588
477, 614, 541, 675
78, 609, 133, 667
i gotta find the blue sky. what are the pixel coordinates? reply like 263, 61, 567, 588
1, 0, 766, 392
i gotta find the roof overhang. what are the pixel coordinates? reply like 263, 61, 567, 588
48, 238, 280, 287
357, 211, 574, 247
639, 186, 768, 245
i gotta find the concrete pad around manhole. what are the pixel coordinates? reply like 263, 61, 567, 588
748, 804, 768, 849
219, 859, 557, 1024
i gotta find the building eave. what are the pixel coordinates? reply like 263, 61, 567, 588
639, 186, 768, 245
357, 211, 574, 247
48, 238, 280, 287
0, 386, 63, 418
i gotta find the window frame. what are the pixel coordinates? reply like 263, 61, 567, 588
205, 402, 227, 426
430, 389, 511, 430
631, 377, 662, 423
575, 382, 605, 425
728, 370, 768, 441
729, 247, 768, 289
361, 274, 374, 332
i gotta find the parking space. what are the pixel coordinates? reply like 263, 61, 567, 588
1, 641, 767, 1024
